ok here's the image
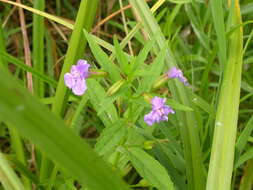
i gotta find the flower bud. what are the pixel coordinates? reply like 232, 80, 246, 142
142, 93, 152, 103
143, 141, 155, 150
138, 179, 149, 187
89, 69, 108, 78
152, 74, 169, 90
106, 79, 125, 96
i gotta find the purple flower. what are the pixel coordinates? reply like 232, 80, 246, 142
64, 59, 90, 96
144, 96, 175, 126
167, 67, 189, 85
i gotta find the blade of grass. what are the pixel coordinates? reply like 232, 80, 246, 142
0, 51, 57, 87
239, 159, 253, 190
33, 0, 45, 97
236, 116, 253, 157
0, 18, 7, 71
8, 127, 31, 190
206, 0, 243, 189
0, 70, 132, 190
0, 0, 73, 29
210, 0, 227, 69
0, 152, 26, 190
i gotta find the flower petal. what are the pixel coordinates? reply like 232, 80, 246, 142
167, 67, 182, 78
64, 73, 75, 89
167, 67, 189, 85
144, 112, 155, 126
72, 78, 87, 96
76, 59, 90, 78
152, 96, 166, 110
163, 105, 175, 115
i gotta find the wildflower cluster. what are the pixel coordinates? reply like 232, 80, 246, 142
64, 60, 188, 126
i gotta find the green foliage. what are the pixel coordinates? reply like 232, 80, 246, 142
0, 0, 252, 190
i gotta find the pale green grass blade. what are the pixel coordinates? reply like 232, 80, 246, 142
0, 152, 26, 190
206, 1, 243, 189
33, 0, 45, 97
0, 0, 73, 30
0, 70, 132, 190
210, 0, 227, 68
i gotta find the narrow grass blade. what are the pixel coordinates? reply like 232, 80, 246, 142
0, 19, 7, 71
206, 1, 243, 189
0, 70, 132, 190
0, 152, 26, 190
0, 51, 57, 87
33, 0, 45, 97
236, 116, 253, 156
239, 159, 253, 190
8, 127, 32, 190
210, 0, 227, 68
235, 148, 253, 169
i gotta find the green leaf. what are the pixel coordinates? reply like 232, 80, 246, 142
84, 31, 121, 82
0, 70, 131, 190
235, 148, 253, 169
87, 79, 118, 127
126, 148, 175, 190
137, 47, 167, 94
236, 116, 253, 156
95, 120, 127, 156
167, 99, 193, 112
113, 36, 130, 75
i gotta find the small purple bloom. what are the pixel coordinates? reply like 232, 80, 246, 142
167, 67, 189, 85
64, 59, 90, 96
144, 96, 175, 126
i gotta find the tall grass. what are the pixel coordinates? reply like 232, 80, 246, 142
0, 0, 253, 190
